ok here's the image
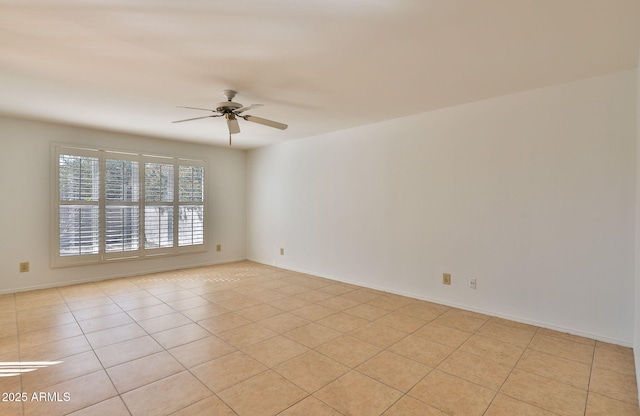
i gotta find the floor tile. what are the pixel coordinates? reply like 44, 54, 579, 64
65, 296, 114, 311
180, 303, 229, 321
18, 322, 83, 349
19, 335, 92, 362
258, 312, 309, 333
107, 351, 184, 393
168, 335, 236, 368
0, 262, 636, 416
432, 309, 488, 332
16, 304, 70, 321
94, 335, 163, 368
171, 395, 237, 416
121, 371, 211, 416
125, 303, 176, 321
0, 335, 19, 362
476, 321, 536, 347
17, 312, 76, 333
357, 350, 432, 392
278, 395, 343, 416
500, 369, 588, 416
274, 350, 349, 393
235, 303, 285, 322
294, 290, 335, 304
375, 311, 427, 333
398, 302, 448, 322
67, 396, 130, 416
266, 296, 312, 311
317, 312, 369, 333
316, 335, 382, 367
22, 350, 103, 392
348, 322, 407, 349
388, 334, 454, 367
414, 322, 472, 348
85, 322, 146, 349
315, 371, 403, 416
437, 349, 513, 390
77, 312, 134, 334
0, 373, 26, 416
484, 393, 558, 416
217, 322, 277, 349
152, 323, 211, 349
458, 334, 525, 367
585, 392, 640, 416
198, 312, 252, 334
318, 295, 361, 312
516, 349, 591, 389
537, 328, 596, 346
165, 295, 210, 311
191, 350, 267, 392
382, 395, 448, 416
284, 322, 342, 348
409, 370, 495, 416
218, 370, 307, 416
366, 294, 413, 311
242, 335, 308, 367
71, 303, 123, 321
589, 367, 639, 405
291, 304, 337, 321
114, 295, 163, 311
528, 333, 594, 365
593, 343, 636, 376
340, 289, 382, 303
23, 370, 117, 416
344, 304, 390, 321
138, 312, 191, 334
216, 295, 262, 311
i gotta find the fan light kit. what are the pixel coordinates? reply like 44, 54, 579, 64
173, 90, 288, 145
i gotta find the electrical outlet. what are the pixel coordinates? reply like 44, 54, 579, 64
469, 278, 477, 289
19, 262, 29, 273
280, 248, 284, 255
216, 244, 221, 252
442, 273, 451, 285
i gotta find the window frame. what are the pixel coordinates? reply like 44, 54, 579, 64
51, 144, 208, 268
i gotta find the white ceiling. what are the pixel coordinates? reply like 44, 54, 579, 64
0, 0, 639, 149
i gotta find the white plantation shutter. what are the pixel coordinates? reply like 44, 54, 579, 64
144, 161, 175, 250
52, 145, 206, 267
57, 150, 100, 262
178, 164, 204, 246
105, 155, 140, 257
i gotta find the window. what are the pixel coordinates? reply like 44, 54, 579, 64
52, 145, 206, 267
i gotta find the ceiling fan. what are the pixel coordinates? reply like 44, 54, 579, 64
173, 90, 288, 145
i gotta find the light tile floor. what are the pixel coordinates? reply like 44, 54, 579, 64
0, 261, 637, 416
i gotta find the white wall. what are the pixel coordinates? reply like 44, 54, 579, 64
0, 116, 246, 293
247, 70, 637, 345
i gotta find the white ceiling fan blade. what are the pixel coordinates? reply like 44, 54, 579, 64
227, 116, 240, 134
234, 104, 263, 114
172, 115, 219, 123
178, 106, 218, 112
243, 115, 288, 130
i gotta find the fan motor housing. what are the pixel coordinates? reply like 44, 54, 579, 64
216, 101, 242, 113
